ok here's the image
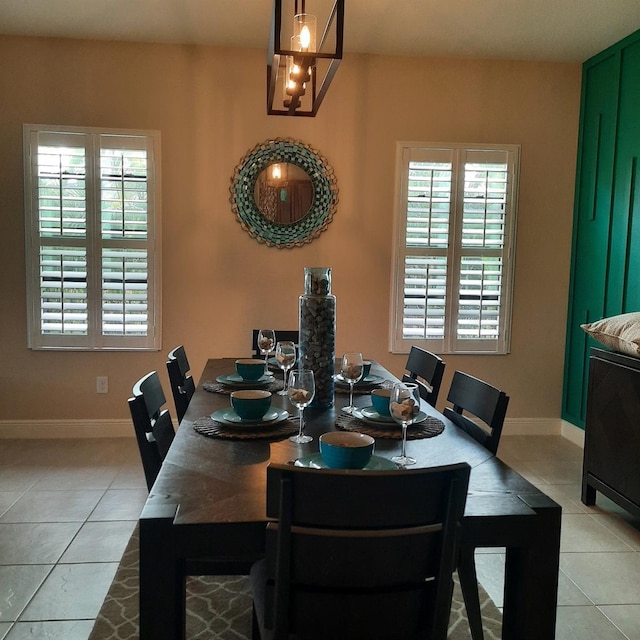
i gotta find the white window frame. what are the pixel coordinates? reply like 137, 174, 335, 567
24, 124, 162, 351
390, 141, 520, 355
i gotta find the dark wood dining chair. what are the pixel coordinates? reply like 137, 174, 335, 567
166, 345, 195, 422
130, 370, 257, 584
444, 371, 509, 456
402, 345, 445, 407
250, 462, 471, 640
444, 370, 509, 640
251, 330, 299, 357
128, 370, 176, 492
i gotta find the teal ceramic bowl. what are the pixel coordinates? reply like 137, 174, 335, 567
371, 388, 391, 416
362, 360, 372, 379
235, 358, 266, 381
319, 432, 375, 469
230, 390, 272, 420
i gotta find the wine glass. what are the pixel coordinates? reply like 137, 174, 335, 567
257, 329, 275, 375
288, 369, 315, 444
275, 341, 296, 395
340, 352, 364, 414
390, 382, 420, 466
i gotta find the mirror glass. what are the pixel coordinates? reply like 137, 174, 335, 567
230, 138, 338, 248
254, 163, 313, 224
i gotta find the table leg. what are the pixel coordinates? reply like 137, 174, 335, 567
140, 503, 185, 640
502, 495, 561, 640
582, 479, 597, 505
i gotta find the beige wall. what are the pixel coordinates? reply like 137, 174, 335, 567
0, 35, 581, 423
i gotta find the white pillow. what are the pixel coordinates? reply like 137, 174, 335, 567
581, 312, 640, 357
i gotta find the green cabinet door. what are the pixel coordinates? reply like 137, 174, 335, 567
562, 52, 619, 427
563, 29, 640, 429
610, 39, 640, 313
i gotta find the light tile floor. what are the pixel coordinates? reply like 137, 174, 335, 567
0, 435, 639, 639
484, 436, 640, 640
0, 439, 148, 640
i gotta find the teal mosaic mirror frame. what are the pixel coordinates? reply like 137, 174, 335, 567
230, 138, 339, 248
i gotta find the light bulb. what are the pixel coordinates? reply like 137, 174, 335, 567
300, 25, 311, 51
294, 14, 316, 53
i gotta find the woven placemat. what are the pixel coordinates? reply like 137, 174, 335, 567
335, 412, 445, 440
193, 414, 299, 440
202, 379, 285, 395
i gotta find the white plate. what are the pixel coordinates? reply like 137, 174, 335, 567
353, 407, 428, 426
357, 406, 395, 423
211, 407, 289, 426
216, 372, 274, 386
295, 453, 397, 470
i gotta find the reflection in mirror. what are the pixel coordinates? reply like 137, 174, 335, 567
254, 163, 313, 224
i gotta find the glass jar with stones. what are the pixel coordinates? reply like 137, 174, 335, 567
298, 267, 336, 407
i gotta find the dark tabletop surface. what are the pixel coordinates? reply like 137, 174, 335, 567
147, 358, 550, 529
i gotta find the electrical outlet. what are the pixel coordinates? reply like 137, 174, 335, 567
96, 376, 109, 394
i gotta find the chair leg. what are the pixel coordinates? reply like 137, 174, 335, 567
458, 544, 484, 640
251, 603, 261, 640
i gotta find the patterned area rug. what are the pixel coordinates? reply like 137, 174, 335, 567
89, 527, 502, 639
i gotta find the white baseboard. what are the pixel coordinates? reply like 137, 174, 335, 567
0, 419, 133, 439
560, 419, 585, 448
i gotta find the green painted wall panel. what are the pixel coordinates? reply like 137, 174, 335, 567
562, 29, 640, 429
562, 54, 619, 427
615, 40, 640, 312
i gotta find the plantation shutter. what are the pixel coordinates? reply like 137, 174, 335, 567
391, 143, 519, 355
401, 148, 452, 343
99, 138, 154, 343
24, 125, 161, 350
450, 149, 514, 352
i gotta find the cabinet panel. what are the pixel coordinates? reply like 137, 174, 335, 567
563, 29, 640, 428
611, 39, 640, 312
582, 349, 640, 517
562, 54, 619, 425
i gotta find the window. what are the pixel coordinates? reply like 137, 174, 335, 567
390, 142, 520, 355
24, 124, 161, 350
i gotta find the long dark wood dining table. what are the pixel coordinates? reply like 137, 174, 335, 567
139, 358, 561, 640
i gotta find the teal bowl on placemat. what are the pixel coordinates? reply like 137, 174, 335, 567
371, 388, 391, 416
319, 431, 375, 469
230, 390, 272, 420
235, 358, 266, 381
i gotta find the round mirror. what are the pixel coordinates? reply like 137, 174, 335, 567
230, 138, 338, 248
254, 163, 313, 224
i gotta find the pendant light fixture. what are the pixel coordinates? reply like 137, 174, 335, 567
267, 0, 344, 117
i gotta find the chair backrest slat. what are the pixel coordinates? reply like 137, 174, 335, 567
403, 346, 445, 407
129, 370, 175, 491
251, 330, 299, 357
166, 345, 195, 422
133, 370, 167, 423
444, 371, 509, 455
128, 394, 162, 491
